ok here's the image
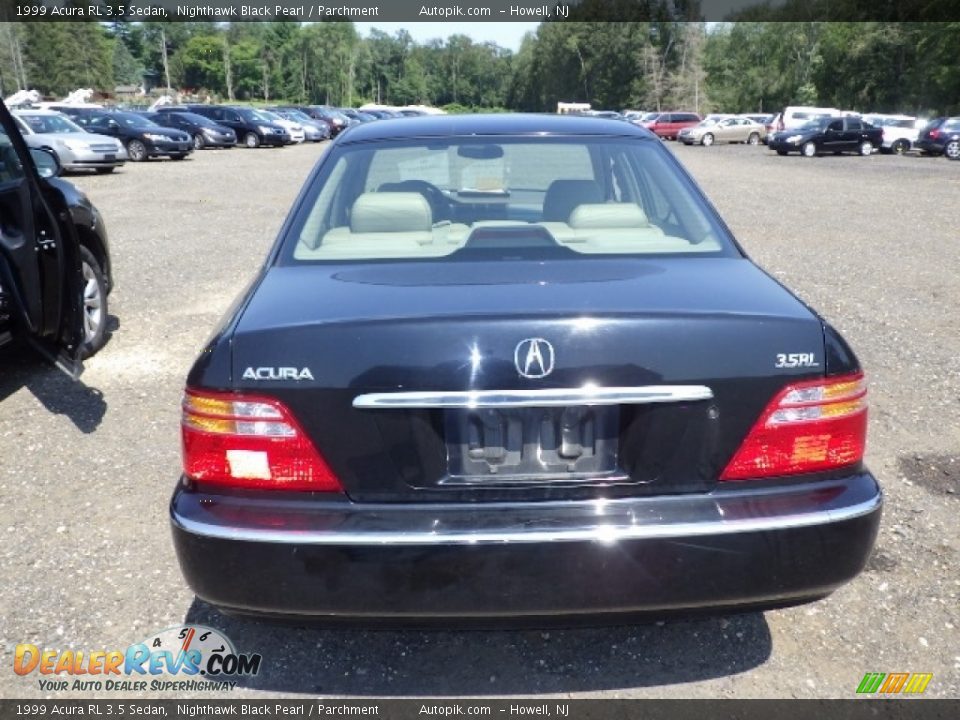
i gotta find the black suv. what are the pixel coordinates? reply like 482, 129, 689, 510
141, 111, 236, 150
163, 105, 288, 148
916, 117, 960, 159
62, 108, 192, 162
0, 100, 112, 372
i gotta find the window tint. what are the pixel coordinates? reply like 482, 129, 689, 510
828, 120, 843, 132
847, 118, 862, 130
286, 137, 733, 262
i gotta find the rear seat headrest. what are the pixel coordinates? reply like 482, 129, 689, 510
568, 203, 650, 229
542, 179, 604, 221
350, 192, 433, 233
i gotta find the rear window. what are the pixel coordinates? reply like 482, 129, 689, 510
283, 136, 734, 263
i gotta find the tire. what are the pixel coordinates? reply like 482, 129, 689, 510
193, 133, 205, 150
126, 139, 147, 162
244, 132, 260, 149
94, 167, 115, 174
747, 132, 760, 145
78, 246, 108, 359
892, 139, 910, 155
776, 149, 788, 156
859, 140, 874, 156
802, 141, 817, 158
701, 133, 714, 147
945, 139, 960, 160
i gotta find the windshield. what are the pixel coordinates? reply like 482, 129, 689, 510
640, 113, 660, 122
178, 112, 218, 127
799, 119, 828, 131
17, 113, 85, 134
285, 136, 733, 263
696, 119, 718, 128
237, 108, 269, 123
112, 112, 158, 128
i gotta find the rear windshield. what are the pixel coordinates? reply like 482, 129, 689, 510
283, 136, 735, 263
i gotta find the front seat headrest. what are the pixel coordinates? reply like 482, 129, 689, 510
350, 192, 433, 234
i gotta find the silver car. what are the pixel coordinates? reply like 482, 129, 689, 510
13, 109, 127, 174
679, 116, 767, 146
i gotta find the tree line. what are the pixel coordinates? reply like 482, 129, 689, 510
0, 20, 957, 116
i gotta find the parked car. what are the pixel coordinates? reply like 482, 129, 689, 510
338, 108, 376, 124
144, 110, 236, 150
69, 110, 192, 162
165, 105, 288, 148
12, 109, 126, 174
741, 113, 774, 127
268, 108, 329, 142
768, 116, 883, 157
257, 110, 305, 144
678, 116, 765, 146
915, 117, 960, 159
641, 111, 702, 140
170, 114, 881, 622
302, 106, 350, 136
0, 99, 112, 368
780, 106, 841, 130
862, 114, 921, 155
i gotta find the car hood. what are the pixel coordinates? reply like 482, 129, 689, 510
27, 131, 120, 145
139, 126, 190, 141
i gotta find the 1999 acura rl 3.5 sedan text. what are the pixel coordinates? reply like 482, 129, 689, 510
170, 115, 881, 622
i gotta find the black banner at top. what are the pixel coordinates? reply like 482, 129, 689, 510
6, 0, 960, 22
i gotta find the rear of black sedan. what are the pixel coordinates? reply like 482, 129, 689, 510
170, 115, 881, 622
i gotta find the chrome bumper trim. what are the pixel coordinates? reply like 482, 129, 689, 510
353, 385, 713, 410
171, 486, 882, 547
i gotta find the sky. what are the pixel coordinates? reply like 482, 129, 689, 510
353, 22, 540, 52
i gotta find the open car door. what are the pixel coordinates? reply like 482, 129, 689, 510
0, 99, 83, 376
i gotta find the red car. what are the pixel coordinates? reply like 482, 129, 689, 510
641, 111, 702, 140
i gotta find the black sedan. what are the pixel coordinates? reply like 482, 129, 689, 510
915, 116, 960, 159
768, 116, 882, 157
0, 99, 112, 371
171, 114, 881, 622
70, 110, 192, 162
143, 110, 236, 150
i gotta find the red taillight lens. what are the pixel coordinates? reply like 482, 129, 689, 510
929, 129, 940, 139
181, 389, 342, 492
720, 373, 867, 481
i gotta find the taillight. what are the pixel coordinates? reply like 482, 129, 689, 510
181, 389, 342, 492
929, 129, 940, 139
720, 373, 867, 481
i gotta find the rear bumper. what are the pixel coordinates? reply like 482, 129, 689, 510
170, 472, 881, 622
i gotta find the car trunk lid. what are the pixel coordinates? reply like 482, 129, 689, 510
228, 258, 826, 502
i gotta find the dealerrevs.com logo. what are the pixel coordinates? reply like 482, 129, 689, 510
14, 625, 261, 692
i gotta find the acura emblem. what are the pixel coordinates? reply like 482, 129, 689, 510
514, 338, 555, 379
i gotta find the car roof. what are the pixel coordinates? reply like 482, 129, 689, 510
12, 108, 63, 115
339, 113, 656, 142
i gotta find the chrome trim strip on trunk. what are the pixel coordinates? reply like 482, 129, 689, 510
171, 484, 882, 546
352, 385, 714, 409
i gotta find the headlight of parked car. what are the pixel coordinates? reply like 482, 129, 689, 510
59, 139, 91, 152
786, 134, 803, 144
258, 125, 274, 134
143, 133, 169, 142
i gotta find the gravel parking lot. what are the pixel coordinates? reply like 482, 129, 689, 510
1, 139, 957, 699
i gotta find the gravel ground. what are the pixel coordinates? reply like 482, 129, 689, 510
1, 139, 957, 699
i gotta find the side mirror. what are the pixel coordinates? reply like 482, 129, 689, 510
29, 146, 61, 179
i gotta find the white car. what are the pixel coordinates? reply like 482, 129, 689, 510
259, 110, 305, 144
862, 114, 921, 154
13, 109, 127, 173
781, 106, 841, 129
